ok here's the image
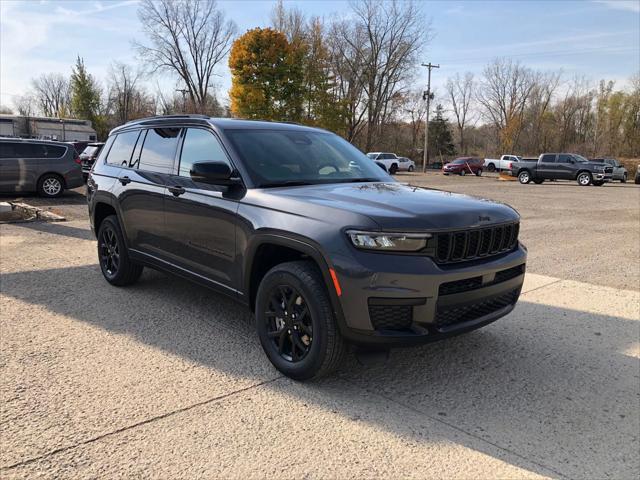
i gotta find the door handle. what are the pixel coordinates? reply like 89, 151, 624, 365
168, 186, 186, 197
118, 176, 131, 186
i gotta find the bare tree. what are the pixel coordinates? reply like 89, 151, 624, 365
476, 58, 536, 152
136, 0, 236, 114
402, 89, 427, 150
446, 72, 475, 154
107, 62, 149, 124
347, 0, 429, 151
270, 0, 306, 45
13, 94, 36, 117
31, 73, 70, 117
0, 105, 13, 114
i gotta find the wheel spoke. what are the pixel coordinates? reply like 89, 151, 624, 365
277, 330, 287, 354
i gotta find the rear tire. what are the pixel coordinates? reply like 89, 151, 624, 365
460, 170, 466, 176
37, 173, 64, 198
577, 172, 592, 186
408, 165, 414, 172
255, 261, 347, 381
518, 171, 531, 184
621, 173, 627, 183
487, 163, 496, 172
476, 169, 482, 176
389, 164, 398, 174
97, 215, 143, 286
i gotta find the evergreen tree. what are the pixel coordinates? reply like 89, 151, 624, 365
429, 104, 456, 160
70, 56, 104, 135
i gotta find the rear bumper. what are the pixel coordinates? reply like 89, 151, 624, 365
332, 245, 527, 347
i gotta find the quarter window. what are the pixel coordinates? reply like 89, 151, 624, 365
137, 128, 181, 174
46, 145, 66, 158
106, 131, 140, 166
179, 128, 229, 177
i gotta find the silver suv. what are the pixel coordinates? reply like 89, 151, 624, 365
0, 138, 84, 197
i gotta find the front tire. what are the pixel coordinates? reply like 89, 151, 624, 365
37, 173, 64, 198
97, 215, 143, 286
577, 172, 592, 186
255, 261, 346, 380
460, 170, 466, 176
389, 164, 398, 174
621, 173, 627, 183
476, 169, 482, 176
518, 171, 531, 184
408, 165, 414, 172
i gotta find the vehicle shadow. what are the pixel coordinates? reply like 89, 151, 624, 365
1, 265, 638, 478
15, 220, 94, 241
0, 188, 87, 206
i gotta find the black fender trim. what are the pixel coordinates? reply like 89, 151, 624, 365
243, 231, 349, 335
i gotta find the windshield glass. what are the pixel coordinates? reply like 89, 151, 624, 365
574, 154, 588, 163
81, 146, 99, 156
450, 158, 469, 164
226, 129, 392, 187
366, 153, 378, 159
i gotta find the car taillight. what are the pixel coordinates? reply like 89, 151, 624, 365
74, 154, 81, 165
508, 162, 512, 170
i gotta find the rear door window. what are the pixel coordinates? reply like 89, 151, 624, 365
178, 128, 229, 177
540, 154, 556, 163
557, 154, 572, 163
106, 130, 140, 166
45, 145, 67, 158
137, 127, 181, 174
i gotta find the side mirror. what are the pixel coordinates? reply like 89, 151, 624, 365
190, 161, 241, 186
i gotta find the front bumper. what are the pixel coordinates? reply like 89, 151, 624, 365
593, 172, 612, 182
331, 245, 527, 346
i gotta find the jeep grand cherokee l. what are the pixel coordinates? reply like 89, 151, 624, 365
87, 115, 527, 380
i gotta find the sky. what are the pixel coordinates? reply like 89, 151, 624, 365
0, 0, 639, 110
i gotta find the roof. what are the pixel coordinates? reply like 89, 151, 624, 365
0, 137, 72, 146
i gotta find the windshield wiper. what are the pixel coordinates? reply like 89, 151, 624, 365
257, 180, 317, 188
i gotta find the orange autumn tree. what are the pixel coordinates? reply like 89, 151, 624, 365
229, 27, 304, 121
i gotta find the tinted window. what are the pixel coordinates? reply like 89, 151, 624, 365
540, 154, 556, 163
106, 131, 140, 166
0, 142, 17, 158
81, 146, 100, 156
137, 128, 180, 174
557, 154, 573, 163
46, 145, 66, 158
179, 128, 229, 177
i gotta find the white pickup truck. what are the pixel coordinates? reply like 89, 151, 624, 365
484, 155, 522, 172
366, 152, 401, 174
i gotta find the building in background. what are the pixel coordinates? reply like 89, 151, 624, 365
0, 115, 97, 142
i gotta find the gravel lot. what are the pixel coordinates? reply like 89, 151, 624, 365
1, 175, 639, 479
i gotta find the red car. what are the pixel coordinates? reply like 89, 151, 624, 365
442, 157, 483, 176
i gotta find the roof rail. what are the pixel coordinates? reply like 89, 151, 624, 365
124, 114, 210, 125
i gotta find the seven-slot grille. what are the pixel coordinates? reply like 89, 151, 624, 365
435, 222, 519, 264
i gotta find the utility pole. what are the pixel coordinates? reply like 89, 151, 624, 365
421, 62, 439, 172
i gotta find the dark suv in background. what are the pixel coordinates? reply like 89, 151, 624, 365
0, 138, 84, 197
88, 115, 526, 380
79, 142, 105, 180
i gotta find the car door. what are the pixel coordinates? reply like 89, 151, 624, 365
0, 142, 20, 192
556, 154, 577, 179
115, 127, 179, 260
163, 127, 240, 292
537, 154, 557, 179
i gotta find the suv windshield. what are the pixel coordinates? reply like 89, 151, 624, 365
226, 130, 391, 187
574, 154, 589, 163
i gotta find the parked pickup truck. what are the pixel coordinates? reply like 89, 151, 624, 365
512, 153, 613, 186
366, 152, 401, 174
484, 155, 522, 172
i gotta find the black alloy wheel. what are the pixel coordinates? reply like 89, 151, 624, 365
264, 285, 314, 363
99, 225, 120, 279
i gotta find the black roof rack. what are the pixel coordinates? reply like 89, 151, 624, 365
124, 114, 210, 125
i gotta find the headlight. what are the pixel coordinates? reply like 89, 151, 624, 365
346, 230, 431, 251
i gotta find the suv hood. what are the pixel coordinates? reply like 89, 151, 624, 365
256, 182, 519, 231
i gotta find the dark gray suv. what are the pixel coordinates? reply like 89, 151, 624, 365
0, 138, 84, 197
88, 115, 527, 380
